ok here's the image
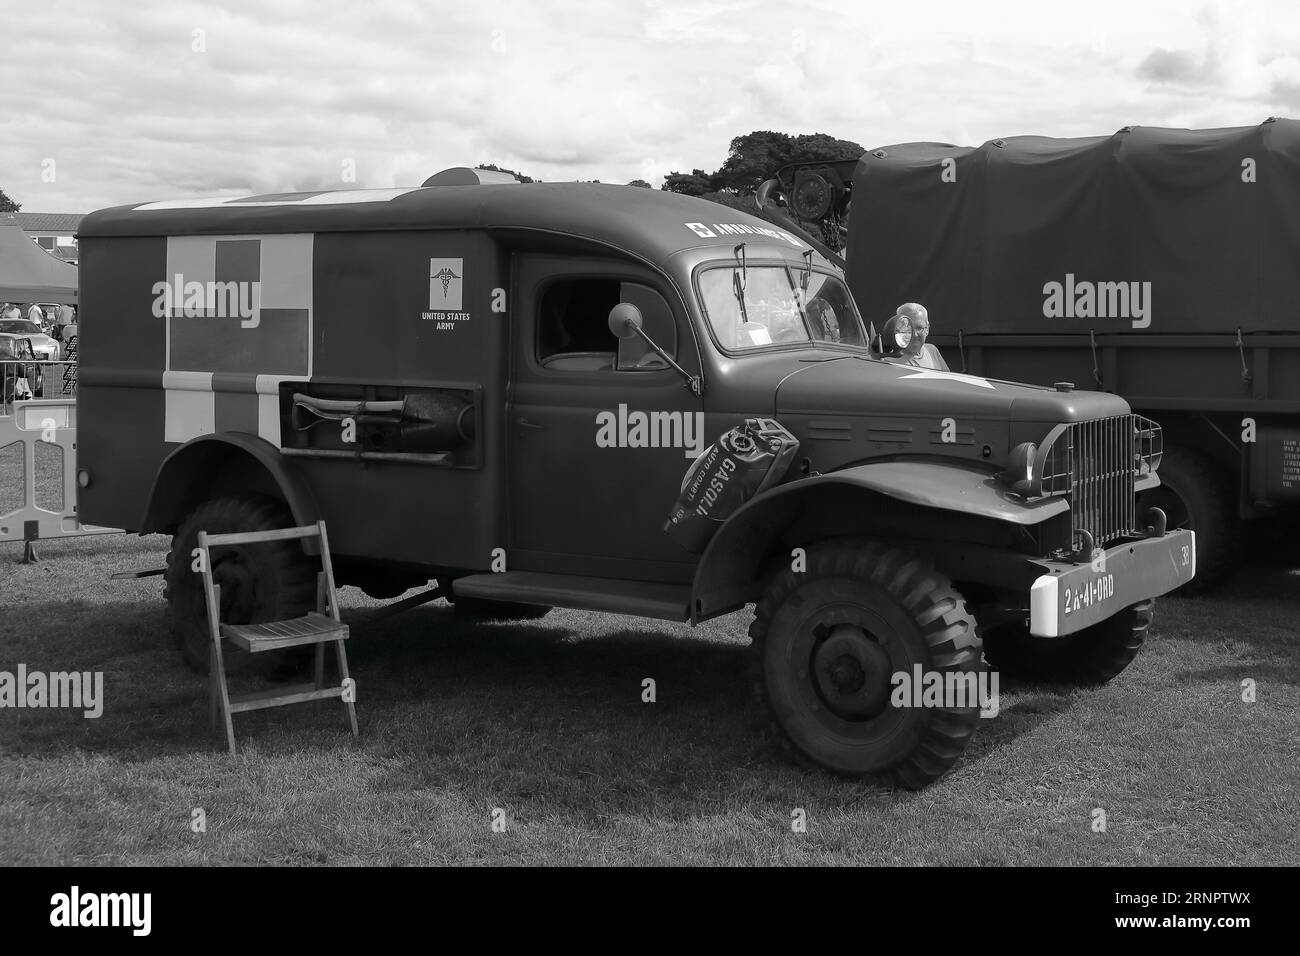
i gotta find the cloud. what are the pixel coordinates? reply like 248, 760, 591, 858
1, 0, 1298, 211
1137, 48, 1205, 84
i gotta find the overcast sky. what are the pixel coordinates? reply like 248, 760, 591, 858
2, 0, 1298, 213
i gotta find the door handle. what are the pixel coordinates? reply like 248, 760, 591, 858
516, 417, 545, 430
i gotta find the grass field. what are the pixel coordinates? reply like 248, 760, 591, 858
1, 530, 1297, 866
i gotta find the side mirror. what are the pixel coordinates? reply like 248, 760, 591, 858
606, 302, 701, 396
608, 302, 643, 339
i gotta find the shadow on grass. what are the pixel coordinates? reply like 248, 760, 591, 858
0, 596, 1087, 808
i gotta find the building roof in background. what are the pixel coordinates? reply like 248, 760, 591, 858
12, 212, 85, 233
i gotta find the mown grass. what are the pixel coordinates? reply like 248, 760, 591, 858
0, 531, 1297, 866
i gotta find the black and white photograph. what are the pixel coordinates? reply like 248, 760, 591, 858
0, 0, 1293, 922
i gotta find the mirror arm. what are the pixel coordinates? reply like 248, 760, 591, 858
631, 326, 701, 396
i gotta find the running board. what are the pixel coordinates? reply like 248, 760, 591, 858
451, 572, 691, 622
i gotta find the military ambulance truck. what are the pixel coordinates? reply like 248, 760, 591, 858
76, 172, 1194, 787
760, 118, 1300, 590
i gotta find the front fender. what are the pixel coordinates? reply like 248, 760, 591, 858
689, 461, 1067, 621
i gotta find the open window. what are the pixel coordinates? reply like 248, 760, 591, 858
537, 278, 676, 372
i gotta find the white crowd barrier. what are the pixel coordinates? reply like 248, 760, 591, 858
0, 385, 122, 561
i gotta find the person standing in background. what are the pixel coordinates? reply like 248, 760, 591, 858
27, 303, 44, 326
55, 303, 74, 341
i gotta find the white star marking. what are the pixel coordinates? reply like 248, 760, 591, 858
898, 368, 996, 389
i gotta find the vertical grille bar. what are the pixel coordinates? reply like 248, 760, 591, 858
1078, 420, 1086, 548
1126, 419, 1136, 531
1104, 417, 1113, 540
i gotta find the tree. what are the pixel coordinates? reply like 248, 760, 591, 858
661, 168, 714, 196
713, 131, 866, 194
787, 133, 865, 167
713, 131, 797, 194
0, 187, 20, 212
626, 179, 653, 188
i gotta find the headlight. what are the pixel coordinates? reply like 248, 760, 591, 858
893, 316, 912, 350
1002, 441, 1041, 497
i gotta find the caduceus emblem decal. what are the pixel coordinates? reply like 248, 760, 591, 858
432, 267, 460, 298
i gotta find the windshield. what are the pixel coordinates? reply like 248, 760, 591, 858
698, 264, 866, 351
0, 320, 42, 335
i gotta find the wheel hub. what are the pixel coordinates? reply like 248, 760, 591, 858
812, 624, 892, 720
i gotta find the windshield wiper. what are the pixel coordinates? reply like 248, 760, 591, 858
732, 242, 749, 324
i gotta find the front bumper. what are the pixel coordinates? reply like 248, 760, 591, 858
1028, 529, 1196, 637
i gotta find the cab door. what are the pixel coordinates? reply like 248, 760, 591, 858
507, 253, 704, 583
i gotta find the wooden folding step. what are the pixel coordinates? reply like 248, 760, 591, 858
221, 612, 348, 653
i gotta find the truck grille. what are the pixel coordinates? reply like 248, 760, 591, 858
1038, 414, 1162, 549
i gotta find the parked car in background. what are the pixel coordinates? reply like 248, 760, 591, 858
0, 317, 61, 361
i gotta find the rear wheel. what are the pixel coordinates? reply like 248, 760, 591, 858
163, 495, 317, 673
1138, 446, 1240, 592
982, 600, 1153, 686
749, 540, 985, 789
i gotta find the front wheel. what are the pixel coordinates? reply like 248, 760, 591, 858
750, 540, 985, 789
982, 600, 1153, 686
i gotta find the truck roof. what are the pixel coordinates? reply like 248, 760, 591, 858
849, 117, 1300, 334
79, 182, 821, 267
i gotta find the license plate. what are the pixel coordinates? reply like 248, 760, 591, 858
1062, 572, 1115, 617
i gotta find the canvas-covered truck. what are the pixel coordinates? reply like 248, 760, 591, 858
76, 172, 1193, 787
759, 118, 1300, 590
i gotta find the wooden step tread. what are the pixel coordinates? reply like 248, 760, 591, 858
220, 612, 348, 652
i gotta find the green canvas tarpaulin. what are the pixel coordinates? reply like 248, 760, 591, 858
849, 118, 1300, 334
0, 218, 78, 302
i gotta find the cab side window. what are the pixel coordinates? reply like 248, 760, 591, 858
537, 279, 620, 370
536, 278, 677, 372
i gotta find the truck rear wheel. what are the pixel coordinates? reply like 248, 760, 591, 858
982, 600, 1152, 686
164, 495, 318, 673
749, 540, 985, 789
1138, 446, 1240, 592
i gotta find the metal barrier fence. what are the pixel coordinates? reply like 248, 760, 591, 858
0, 360, 120, 561
1, 357, 78, 415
